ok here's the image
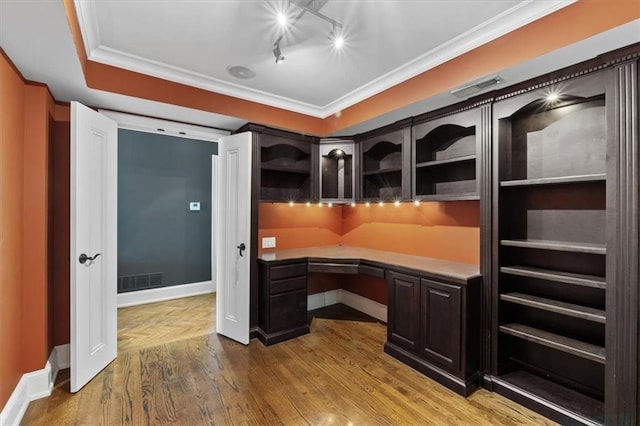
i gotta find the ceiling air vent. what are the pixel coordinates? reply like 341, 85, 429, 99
450, 75, 504, 99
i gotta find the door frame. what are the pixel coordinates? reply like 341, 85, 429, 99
99, 110, 229, 298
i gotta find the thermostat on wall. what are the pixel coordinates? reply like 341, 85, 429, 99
189, 202, 201, 211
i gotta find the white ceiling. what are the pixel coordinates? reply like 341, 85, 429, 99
76, 0, 576, 117
0, 1, 638, 135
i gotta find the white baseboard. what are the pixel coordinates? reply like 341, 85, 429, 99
307, 289, 341, 310
0, 344, 68, 426
339, 289, 388, 323
117, 280, 214, 308
308, 289, 387, 323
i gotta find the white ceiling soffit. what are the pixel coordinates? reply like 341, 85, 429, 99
74, 0, 576, 119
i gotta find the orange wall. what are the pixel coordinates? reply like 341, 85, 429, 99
0, 49, 26, 412
0, 50, 55, 411
259, 201, 480, 265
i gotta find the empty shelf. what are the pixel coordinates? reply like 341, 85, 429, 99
416, 193, 480, 202
500, 173, 606, 187
501, 293, 605, 323
500, 323, 605, 364
415, 154, 476, 168
362, 167, 402, 176
495, 370, 604, 425
500, 266, 606, 289
261, 165, 311, 174
500, 239, 606, 255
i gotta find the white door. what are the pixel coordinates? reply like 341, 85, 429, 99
215, 132, 252, 344
70, 102, 118, 392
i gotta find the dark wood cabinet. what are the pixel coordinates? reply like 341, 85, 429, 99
257, 260, 309, 345
385, 270, 481, 396
387, 271, 420, 351
238, 124, 318, 202
420, 279, 461, 372
319, 139, 357, 203
412, 107, 482, 201
356, 121, 411, 201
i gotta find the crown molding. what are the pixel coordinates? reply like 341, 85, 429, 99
74, 0, 576, 119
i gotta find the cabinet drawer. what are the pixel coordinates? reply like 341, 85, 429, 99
308, 262, 359, 274
270, 263, 307, 280
270, 276, 306, 295
269, 290, 307, 332
359, 264, 385, 278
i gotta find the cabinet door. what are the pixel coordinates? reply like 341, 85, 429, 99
387, 271, 420, 351
269, 289, 307, 332
420, 279, 462, 372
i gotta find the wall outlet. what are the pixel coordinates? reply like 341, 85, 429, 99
189, 201, 200, 211
262, 237, 276, 249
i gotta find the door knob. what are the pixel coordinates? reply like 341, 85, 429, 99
79, 253, 101, 264
237, 243, 246, 257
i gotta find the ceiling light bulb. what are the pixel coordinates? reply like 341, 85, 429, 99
334, 35, 344, 49
277, 12, 287, 27
546, 92, 560, 102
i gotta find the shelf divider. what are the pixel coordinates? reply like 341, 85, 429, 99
415, 154, 476, 169
500, 266, 605, 289
500, 323, 605, 364
501, 293, 605, 323
500, 239, 606, 255
500, 173, 606, 187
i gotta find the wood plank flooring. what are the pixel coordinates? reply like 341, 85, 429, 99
22, 294, 555, 425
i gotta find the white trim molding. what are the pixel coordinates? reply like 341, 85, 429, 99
308, 289, 388, 323
117, 280, 215, 308
0, 345, 69, 426
74, 0, 576, 118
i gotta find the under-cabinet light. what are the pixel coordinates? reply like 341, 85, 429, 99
351, 202, 356, 207
414, 200, 420, 206
378, 201, 384, 207
328, 202, 333, 208
365, 202, 371, 207
288, 201, 294, 207
394, 201, 400, 207
306, 202, 311, 207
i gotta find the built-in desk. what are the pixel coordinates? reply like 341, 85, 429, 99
257, 245, 482, 396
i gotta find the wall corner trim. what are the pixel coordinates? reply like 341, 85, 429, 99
0, 344, 68, 426
116, 280, 214, 308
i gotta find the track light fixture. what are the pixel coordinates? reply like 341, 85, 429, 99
272, 0, 344, 64
273, 41, 285, 64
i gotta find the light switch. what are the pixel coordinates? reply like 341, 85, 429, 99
189, 202, 201, 211
262, 237, 276, 248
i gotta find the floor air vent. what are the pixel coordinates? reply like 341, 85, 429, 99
118, 272, 164, 292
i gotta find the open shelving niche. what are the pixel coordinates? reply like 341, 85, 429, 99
359, 126, 410, 201
492, 73, 608, 425
412, 108, 480, 201
259, 135, 314, 202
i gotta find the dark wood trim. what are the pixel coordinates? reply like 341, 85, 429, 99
250, 132, 261, 331
479, 103, 492, 375
256, 324, 310, 346
605, 59, 639, 425
236, 122, 320, 143
491, 376, 601, 426
384, 342, 480, 397
352, 117, 413, 141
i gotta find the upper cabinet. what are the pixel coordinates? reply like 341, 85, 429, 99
412, 108, 481, 201
242, 125, 318, 202
319, 139, 357, 203
356, 121, 411, 201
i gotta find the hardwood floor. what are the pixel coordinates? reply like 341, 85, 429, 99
22, 294, 555, 425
